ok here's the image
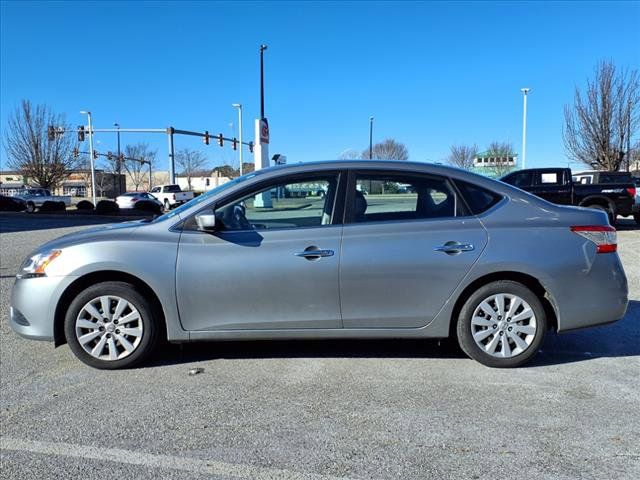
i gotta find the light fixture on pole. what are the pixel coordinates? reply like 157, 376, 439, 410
232, 103, 243, 176
80, 110, 97, 205
520, 88, 531, 169
369, 116, 374, 159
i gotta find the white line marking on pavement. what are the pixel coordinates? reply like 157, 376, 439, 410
0, 437, 354, 480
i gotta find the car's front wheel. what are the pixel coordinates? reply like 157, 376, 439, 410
456, 280, 547, 368
64, 281, 159, 369
26, 201, 36, 213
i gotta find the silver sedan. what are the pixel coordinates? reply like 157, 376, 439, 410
10, 161, 628, 369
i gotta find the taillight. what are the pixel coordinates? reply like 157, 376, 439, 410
626, 187, 636, 197
570, 225, 617, 253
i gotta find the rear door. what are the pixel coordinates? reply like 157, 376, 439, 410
339, 170, 488, 329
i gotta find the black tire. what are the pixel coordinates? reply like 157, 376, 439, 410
634, 212, 640, 226
456, 280, 547, 368
587, 204, 615, 226
64, 281, 159, 369
26, 201, 36, 213
164, 199, 170, 211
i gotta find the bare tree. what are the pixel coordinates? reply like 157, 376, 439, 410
176, 149, 208, 190
123, 143, 155, 191
563, 60, 639, 171
362, 138, 409, 160
446, 144, 478, 170
339, 149, 361, 160
485, 141, 516, 176
3, 100, 79, 189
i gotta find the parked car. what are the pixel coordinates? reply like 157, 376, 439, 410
148, 184, 194, 210
115, 192, 163, 210
10, 160, 628, 369
501, 168, 636, 225
13, 188, 72, 213
0, 194, 27, 212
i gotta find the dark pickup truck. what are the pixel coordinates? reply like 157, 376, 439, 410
501, 168, 637, 225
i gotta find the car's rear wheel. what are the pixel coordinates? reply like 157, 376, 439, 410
26, 201, 36, 213
64, 281, 159, 369
634, 212, 640, 225
164, 199, 170, 211
456, 280, 547, 368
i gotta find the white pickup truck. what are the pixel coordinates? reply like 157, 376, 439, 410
14, 188, 72, 213
149, 184, 194, 210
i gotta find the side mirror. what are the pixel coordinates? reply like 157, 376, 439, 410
195, 212, 216, 231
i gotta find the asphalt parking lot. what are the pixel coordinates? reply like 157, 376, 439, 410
1, 213, 638, 480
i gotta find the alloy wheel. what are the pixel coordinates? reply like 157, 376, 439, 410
470, 293, 537, 358
75, 295, 144, 361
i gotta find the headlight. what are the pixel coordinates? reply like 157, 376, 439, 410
17, 250, 62, 278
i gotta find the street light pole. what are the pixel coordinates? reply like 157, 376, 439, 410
232, 103, 243, 175
260, 45, 267, 119
369, 116, 374, 159
520, 88, 531, 169
114, 122, 121, 195
80, 111, 97, 205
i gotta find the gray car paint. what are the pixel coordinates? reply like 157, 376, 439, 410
10, 160, 628, 346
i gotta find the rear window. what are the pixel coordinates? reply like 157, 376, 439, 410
454, 180, 502, 215
163, 185, 181, 192
597, 173, 632, 184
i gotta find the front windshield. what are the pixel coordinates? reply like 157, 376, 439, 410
152, 172, 258, 222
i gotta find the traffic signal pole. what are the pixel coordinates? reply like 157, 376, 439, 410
71, 127, 253, 187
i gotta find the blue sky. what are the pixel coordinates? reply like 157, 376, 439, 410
1, 0, 639, 172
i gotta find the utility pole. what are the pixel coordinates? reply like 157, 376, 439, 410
254, 44, 272, 207
114, 122, 121, 195
369, 116, 374, 159
232, 103, 243, 175
80, 111, 97, 205
521, 88, 531, 169
167, 127, 175, 183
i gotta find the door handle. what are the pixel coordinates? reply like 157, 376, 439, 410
294, 248, 334, 259
434, 242, 475, 254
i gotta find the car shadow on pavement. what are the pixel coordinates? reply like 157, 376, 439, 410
148, 338, 466, 367
0, 212, 148, 234
615, 218, 639, 230
530, 300, 640, 367
146, 301, 640, 368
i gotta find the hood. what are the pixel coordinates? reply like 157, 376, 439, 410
34, 220, 145, 253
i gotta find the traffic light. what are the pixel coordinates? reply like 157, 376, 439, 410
232, 138, 237, 151
77, 126, 85, 142
72, 147, 79, 158
93, 150, 98, 160
119, 154, 125, 162
248, 141, 254, 153
217, 134, 223, 147
48, 125, 56, 141
203, 131, 210, 145
107, 152, 113, 160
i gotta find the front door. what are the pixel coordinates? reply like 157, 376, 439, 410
339, 171, 488, 328
176, 172, 344, 331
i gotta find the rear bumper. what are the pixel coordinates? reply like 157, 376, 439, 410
551, 252, 628, 333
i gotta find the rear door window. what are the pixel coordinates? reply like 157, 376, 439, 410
348, 172, 466, 223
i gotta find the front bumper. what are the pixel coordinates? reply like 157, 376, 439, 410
10, 276, 76, 342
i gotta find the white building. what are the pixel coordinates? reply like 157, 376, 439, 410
473, 151, 518, 168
